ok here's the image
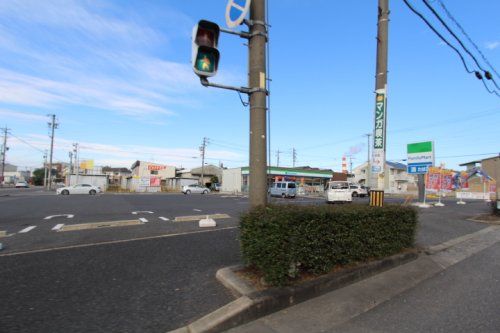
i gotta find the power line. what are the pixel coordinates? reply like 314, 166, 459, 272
402, 0, 500, 97
422, 0, 500, 91
436, 0, 500, 81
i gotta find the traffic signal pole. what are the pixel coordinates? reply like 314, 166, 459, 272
248, 0, 268, 207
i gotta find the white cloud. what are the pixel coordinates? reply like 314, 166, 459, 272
0, 109, 48, 122
485, 41, 500, 50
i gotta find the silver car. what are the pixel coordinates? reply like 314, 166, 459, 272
182, 184, 210, 195
269, 181, 297, 198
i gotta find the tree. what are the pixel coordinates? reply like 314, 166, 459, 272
210, 175, 219, 184
31, 168, 57, 186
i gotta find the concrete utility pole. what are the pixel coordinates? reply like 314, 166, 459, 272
365, 133, 371, 187
43, 150, 48, 188
292, 148, 297, 168
68, 151, 73, 186
372, 0, 389, 191
0, 127, 9, 186
73, 143, 79, 185
276, 149, 281, 167
47, 114, 58, 190
200, 137, 209, 186
248, 0, 268, 207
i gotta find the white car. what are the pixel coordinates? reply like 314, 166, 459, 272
349, 184, 368, 197
56, 184, 101, 195
15, 181, 29, 188
326, 181, 352, 204
182, 184, 210, 195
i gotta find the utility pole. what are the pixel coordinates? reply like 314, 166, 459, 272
43, 150, 48, 188
199, 137, 209, 186
276, 149, 281, 167
73, 143, 79, 185
292, 148, 297, 168
248, 0, 268, 207
47, 114, 58, 190
0, 127, 10, 186
68, 151, 73, 186
365, 133, 371, 187
372, 0, 389, 191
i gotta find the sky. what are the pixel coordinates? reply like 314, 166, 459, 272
0, 0, 499, 172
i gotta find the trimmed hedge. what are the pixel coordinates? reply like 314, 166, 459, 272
240, 204, 417, 286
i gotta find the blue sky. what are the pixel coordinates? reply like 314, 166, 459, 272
1, 0, 499, 172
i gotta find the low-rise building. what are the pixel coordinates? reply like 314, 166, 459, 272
459, 154, 499, 197
351, 161, 417, 193
0, 163, 31, 184
102, 167, 131, 185
125, 160, 176, 192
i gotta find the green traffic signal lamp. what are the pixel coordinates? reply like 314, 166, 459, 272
192, 20, 220, 78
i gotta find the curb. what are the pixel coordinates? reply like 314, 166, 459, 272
170, 251, 418, 333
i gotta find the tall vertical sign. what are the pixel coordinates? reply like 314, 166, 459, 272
371, 88, 386, 175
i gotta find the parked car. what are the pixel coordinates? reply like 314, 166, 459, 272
269, 181, 297, 198
211, 183, 222, 191
182, 184, 210, 195
326, 181, 352, 204
349, 183, 368, 197
15, 181, 29, 188
56, 184, 101, 195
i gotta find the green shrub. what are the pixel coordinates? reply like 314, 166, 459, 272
240, 204, 417, 286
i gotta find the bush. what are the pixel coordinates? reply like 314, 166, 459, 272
240, 204, 417, 286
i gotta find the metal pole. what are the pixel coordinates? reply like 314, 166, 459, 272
47, 114, 57, 190
200, 137, 207, 186
74, 143, 79, 185
248, 0, 268, 207
374, 0, 389, 191
276, 149, 280, 167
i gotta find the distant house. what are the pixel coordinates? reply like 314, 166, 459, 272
459, 154, 500, 196
125, 161, 176, 192
0, 163, 30, 184
351, 161, 417, 193
102, 167, 131, 185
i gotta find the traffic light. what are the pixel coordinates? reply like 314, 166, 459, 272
192, 20, 220, 78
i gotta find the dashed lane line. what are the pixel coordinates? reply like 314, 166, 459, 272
131, 211, 154, 215
159, 217, 170, 221
139, 217, 148, 223
0, 226, 238, 257
19, 226, 37, 233
174, 213, 231, 222
193, 209, 202, 212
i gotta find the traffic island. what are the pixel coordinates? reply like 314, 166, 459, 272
170, 204, 418, 333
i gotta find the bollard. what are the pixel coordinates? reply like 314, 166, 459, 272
370, 190, 384, 207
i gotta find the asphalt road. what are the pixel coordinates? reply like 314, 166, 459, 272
0, 190, 494, 332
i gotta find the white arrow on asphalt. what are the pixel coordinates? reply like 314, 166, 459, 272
52, 224, 64, 231
44, 214, 74, 220
131, 211, 154, 215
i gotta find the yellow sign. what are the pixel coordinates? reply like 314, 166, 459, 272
80, 160, 94, 170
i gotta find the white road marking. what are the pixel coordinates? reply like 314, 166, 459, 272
19, 226, 36, 233
44, 214, 74, 220
139, 218, 148, 223
131, 211, 154, 215
159, 217, 170, 221
52, 224, 64, 231
193, 209, 202, 212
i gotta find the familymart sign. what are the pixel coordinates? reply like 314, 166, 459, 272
407, 141, 434, 174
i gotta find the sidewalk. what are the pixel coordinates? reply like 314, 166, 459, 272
228, 225, 500, 333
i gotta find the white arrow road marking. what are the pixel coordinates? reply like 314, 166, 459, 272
132, 211, 154, 215
44, 214, 74, 220
139, 218, 148, 223
19, 226, 37, 233
193, 209, 202, 212
159, 217, 169, 221
52, 224, 64, 231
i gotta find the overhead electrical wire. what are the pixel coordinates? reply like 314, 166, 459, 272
422, 0, 500, 91
402, 0, 500, 97
436, 0, 500, 81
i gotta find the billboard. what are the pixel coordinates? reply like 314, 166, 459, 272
407, 141, 434, 174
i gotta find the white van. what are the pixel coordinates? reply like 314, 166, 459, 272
326, 181, 352, 203
269, 181, 297, 198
